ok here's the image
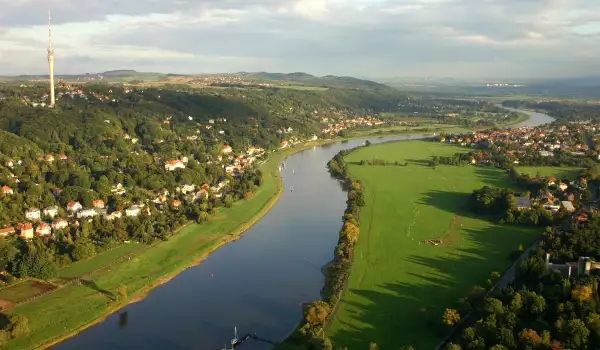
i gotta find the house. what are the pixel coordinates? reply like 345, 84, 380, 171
58, 154, 68, 160
171, 200, 181, 208
67, 201, 83, 212
92, 200, 105, 209
43, 206, 59, 218
225, 165, 236, 174
77, 209, 98, 219
25, 208, 41, 220
52, 218, 68, 230
177, 184, 195, 194
165, 160, 186, 171
561, 201, 576, 213
559, 182, 569, 191
105, 210, 122, 221
53, 188, 63, 197
5, 160, 13, 168
35, 222, 52, 236
280, 140, 288, 148
515, 197, 532, 210
546, 177, 557, 186
0, 226, 15, 237
18, 224, 34, 239
111, 183, 126, 195
1, 186, 13, 195
125, 206, 141, 217
542, 198, 561, 212
45, 154, 55, 163
221, 145, 233, 154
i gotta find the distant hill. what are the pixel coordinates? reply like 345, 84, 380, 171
236, 72, 392, 90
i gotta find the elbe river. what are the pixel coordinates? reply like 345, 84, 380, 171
54, 108, 553, 350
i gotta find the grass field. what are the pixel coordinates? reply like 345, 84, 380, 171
515, 166, 583, 181
348, 124, 468, 138
327, 141, 540, 349
0, 281, 56, 305
56, 243, 148, 280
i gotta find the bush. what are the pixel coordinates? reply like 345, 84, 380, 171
70, 241, 97, 261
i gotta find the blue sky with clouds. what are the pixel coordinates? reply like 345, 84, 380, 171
1, 0, 599, 78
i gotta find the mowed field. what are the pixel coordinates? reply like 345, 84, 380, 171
327, 141, 540, 349
515, 166, 583, 181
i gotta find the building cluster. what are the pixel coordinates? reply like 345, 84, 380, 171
188, 75, 272, 87
0, 141, 269, 241
441, 122, 595, 159
514, 175, 588, 217
320, 113, 385, 135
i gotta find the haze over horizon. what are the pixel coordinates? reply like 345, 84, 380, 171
1, 0, 600, 79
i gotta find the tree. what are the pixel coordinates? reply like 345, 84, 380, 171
368, 343, 378, 350
70, 241, 96, 261
571, 284, 593, 303
442, 308, 461, 327
562, 318, 590, 349
118, 284, 127, 300
518, 328, 542, 347
8, 314, 28, 338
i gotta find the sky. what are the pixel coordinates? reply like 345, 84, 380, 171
1, 0, 600, 78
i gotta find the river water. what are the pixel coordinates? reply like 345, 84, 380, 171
54, 108, 553, 350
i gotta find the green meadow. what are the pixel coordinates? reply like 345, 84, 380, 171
327, 141, 539, 349
515, 166, 583, 181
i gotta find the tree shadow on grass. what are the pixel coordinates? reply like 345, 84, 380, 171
474, 166, 512, 189
405, 158, 432, 166
418, 190, 472, 215
80, 279, 116, 301
328, 224, 535, 349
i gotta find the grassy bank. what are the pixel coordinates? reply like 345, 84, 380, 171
326, 141, 539, 349
2, 139, 335, 350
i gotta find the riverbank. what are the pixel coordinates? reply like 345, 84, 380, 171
3, 133, 418, 350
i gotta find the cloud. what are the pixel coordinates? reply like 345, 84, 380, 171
1, 0, 600, 78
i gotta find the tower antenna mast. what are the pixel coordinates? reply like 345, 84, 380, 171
47, 9, 56, 107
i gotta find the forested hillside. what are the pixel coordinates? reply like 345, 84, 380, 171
0, 82, 399, 283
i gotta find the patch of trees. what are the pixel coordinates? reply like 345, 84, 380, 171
430, 153, 473, 167
445, 248, 600, 350
0, 313, 28, 344
357, 159, 408, 166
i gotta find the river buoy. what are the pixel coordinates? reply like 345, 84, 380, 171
210, 273, 214, 278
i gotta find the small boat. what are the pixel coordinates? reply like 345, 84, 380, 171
290, 186, 294, 192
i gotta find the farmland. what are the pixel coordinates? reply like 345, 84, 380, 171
327, 141, 540, 349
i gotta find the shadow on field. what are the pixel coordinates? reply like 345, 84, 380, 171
419, 190, 472, 214
329, 224, 524, 350
80, 279, 116, 301
474, 167, 511, 188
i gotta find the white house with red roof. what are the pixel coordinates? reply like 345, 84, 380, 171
67, 201, 83, 212
221, 145, 233, 154
165, 160, 186, 171
1, 186, 13, 195
18, 224, 34, 239
0, 226, 15, 237
92, 200, 105, 208
36, 222, 52, 236
43, 206, 59, 218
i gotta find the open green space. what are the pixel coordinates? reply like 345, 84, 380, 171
515, 166, 583, 181
56, 243, 148, 280
327, 141, 539, 349
347, 124, 467, 138
0, 281, 56, 304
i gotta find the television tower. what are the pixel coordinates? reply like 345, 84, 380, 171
47, 9, 55, 107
